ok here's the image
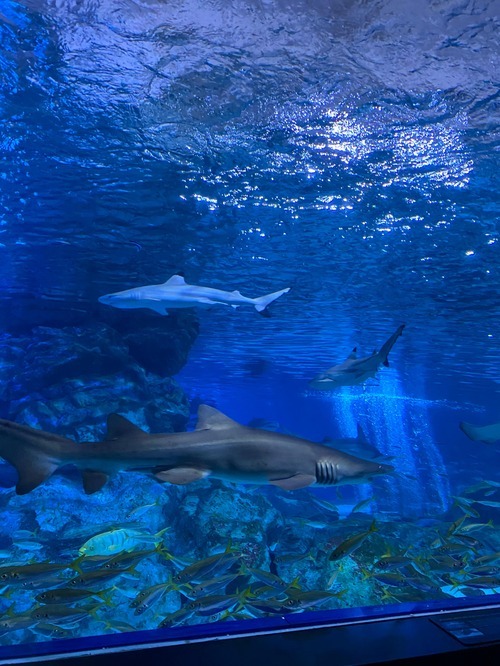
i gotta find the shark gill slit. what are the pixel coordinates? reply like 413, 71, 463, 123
316, 461, 337, 485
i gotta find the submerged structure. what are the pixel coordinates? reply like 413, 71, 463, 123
0, 0, 499, 662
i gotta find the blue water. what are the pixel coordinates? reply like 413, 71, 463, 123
0, 0, 499, 651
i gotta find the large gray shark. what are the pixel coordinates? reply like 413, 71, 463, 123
309, 324, 405, 391
98, 275, 290, 316
459, 420, 500, 445
0, 406, 393, 496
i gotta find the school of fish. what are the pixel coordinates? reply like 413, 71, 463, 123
0, 477, 499, 642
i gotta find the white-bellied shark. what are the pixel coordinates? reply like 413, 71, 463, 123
459, 421, 500, 445
309, 324, 405, 390
0, 406, 394, 496
98, 275, 290, 316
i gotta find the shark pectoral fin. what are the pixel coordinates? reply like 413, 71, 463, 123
270, 474, 316, 491
16, 460, 58, 495
144, 299, 169, 315
151, 304, 169, 316
82, 470, 109, 494
154, 468, 208, 485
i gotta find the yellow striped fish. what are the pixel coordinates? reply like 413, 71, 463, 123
78, 527, 168, 556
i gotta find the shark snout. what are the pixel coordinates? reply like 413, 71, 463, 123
338, 459, 395, 485
369, 462, 395, 478
98, 289, 143, 309
98, 292, 123, 307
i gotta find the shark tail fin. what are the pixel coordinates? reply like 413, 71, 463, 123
253, 287, 290, 314
0, 420, 64, 495
377, 324, 405, 367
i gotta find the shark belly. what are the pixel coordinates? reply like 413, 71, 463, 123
310, 363, 380, 389
167, 286, 253, 308
172, 433, 322, 490
209, 470, 273, 485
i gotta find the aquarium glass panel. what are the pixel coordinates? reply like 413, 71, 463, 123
0, 0, 499, 654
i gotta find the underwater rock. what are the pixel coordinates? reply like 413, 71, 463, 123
10, 373, 189, 441
98, 308, 199, 376
2, 325, 135, 398
1, 324, 190, 438
175, 485, 284, 564
0, 296, 92, 335
0, 295, 199, 378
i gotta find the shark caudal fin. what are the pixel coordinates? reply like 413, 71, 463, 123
0, 419, 67, 495
377, 324, 405, 367
253, 287, 290, 314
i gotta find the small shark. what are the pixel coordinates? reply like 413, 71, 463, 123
459, 421, 500, 445
98, 275, 290, 316
0, 406, 394, 496
309, 324, 405, 390
321, 425, 389, 462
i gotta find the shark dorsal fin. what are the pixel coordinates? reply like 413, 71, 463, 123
347, 347, 357, 360
164, 275, 186, 286
356, 424, 368, 443
195, 405, 240, 431
106, 414, 146, 441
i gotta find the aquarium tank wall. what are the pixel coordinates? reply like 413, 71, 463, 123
0, 0, 499, 656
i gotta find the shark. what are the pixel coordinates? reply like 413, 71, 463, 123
98, 275, 290, 316
0, 405, 394, 496
459, 421, 500, 445
309, 324, 405, 391
321, 424, 390, 462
